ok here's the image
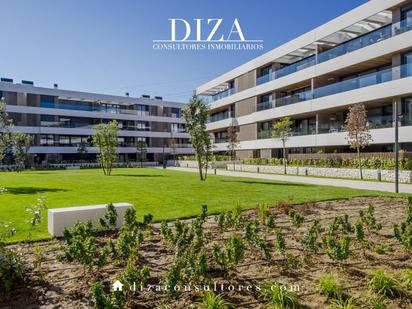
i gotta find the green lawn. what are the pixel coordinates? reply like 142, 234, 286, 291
0, 167, 399, 242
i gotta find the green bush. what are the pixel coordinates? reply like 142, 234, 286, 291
241, 157, 412, 170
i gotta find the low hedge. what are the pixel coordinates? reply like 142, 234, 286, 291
242, 157, 412, 171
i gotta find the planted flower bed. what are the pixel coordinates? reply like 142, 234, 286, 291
1, 197, 412, 308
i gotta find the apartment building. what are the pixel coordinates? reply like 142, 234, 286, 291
0, 80, 192, 164
197, 0, 412, 159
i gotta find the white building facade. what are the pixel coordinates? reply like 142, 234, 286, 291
197, 0, 412, 159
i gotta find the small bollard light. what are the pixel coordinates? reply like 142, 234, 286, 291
257, 167, 260, 173
214, 169, 217, 175
377, 169, 382, 182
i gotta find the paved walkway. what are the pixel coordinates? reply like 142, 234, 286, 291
167, 167, 412, 194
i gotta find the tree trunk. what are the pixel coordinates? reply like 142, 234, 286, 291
282, 140, 287, 175
357, 147, 363, 180
197, 156, 204, 181
204, 159, 208, 181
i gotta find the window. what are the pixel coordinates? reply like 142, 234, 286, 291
40, 135, 54, 146
40, 95, 55, 108
403, 97, 412, 126
136, 121, 149, 131
260, 65, 272, 77
171, 123, 179, 133
171, 108, 180, 118
59, 136, 70, 146
402, 4, 412, 26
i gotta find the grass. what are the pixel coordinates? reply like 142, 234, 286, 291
317, 273, 340, 299
0, 167, 401, 242
367, 268, 404, 298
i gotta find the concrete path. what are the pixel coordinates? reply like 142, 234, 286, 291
167, 167, 412, 194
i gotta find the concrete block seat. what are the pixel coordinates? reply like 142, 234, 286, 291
48, 202, 133, 236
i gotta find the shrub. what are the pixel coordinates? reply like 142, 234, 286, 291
99, 203, 118, 231
197, 291, 232, 309
241, 156, 412, 170
259, 282, 301, 309
91, 282, 125, 309
120, 262, 150, 290
212, 234, 245, 272
317, 274, 340, 299
0, 248, 26, 294
367, 268, 404, 298
360, 204, 382, 231
162, 263, 181, 298
161, 206, 209, 294
26, 196, 47, 227
393, 197, 412, 250
59, 221, 108, 276
354, 220, 365, 241
258, 203, 269, 226
275, 229, 286, 254
287, 209, 304, 228
301, 219, 322, 252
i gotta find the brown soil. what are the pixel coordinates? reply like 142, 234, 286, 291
1, 196, 411, 308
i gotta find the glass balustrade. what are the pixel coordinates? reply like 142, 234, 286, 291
208, 111, 233, 123
257, 130, 272, 139
277, 90, 313, 107
211, 88, 235, 102
39, 101, 154, 116
256, 100, 273, 111
255, 18, 412, 86
313, 63, 412, 99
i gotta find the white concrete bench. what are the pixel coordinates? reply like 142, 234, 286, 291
48, 202, 133, 236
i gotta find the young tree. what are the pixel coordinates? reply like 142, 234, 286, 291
0, 98, 13, 163
12, 132, 33, 171
344, 103, 372, 180
272, 117, 293, 174
136, 140, 147, 168
226, 123, 239, 170
182, 95, 212, 181
77, 141, 88, 164
92, 120, 119, 176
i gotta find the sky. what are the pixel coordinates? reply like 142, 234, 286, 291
0, 0, 366, 103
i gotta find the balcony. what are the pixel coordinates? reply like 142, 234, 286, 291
208, 111, 234, 123
256, 100, 273, 111
40, 101, 154, 117
255, 18, 412, 87
314, 67, 393, 98
257, 130, 272, 139
257, 128, 316, 139
211, 88, 235, 102
277, 90, 312, 108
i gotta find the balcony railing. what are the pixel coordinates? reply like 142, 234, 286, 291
367, 115, 393, 129
257, 129, 316, 139
40, 101, 154, 117
255, 18, 412, 86
208, 111, 234, 123
313, 67, 394, 99
257, 130, 272, 139
214, 138, 228, 143
211, 88, 235, 102
256, 100, 273, 111
277, 90, 313, 107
